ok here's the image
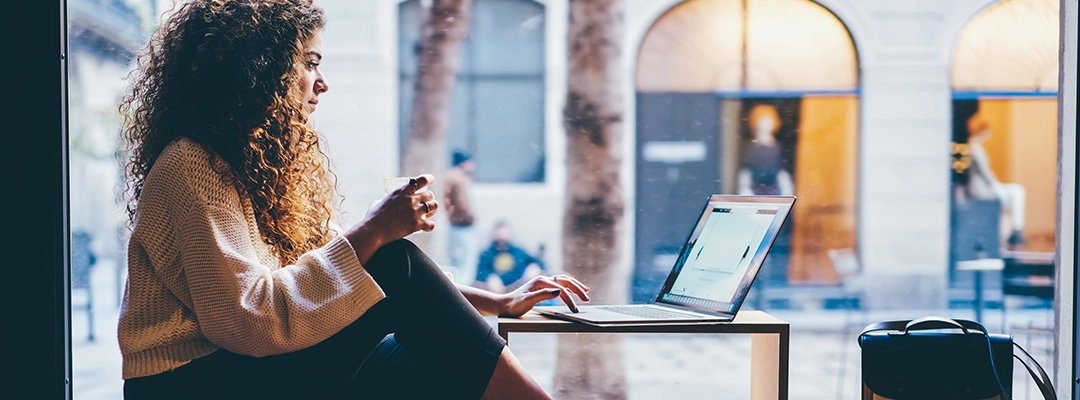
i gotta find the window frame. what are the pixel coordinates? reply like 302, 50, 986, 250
12, 1, 1073, 399
1061, 0, 1079, 396
6, 0, 71, 398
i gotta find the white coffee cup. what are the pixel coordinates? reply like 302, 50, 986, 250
371, 177, 433, 217
383, 177, 429, 194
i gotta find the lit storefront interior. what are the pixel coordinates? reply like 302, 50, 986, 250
634, 0, 859, 304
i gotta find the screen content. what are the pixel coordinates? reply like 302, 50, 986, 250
662, 203, 780, 307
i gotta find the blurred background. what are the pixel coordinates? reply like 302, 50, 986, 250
68, 0, 1063, 398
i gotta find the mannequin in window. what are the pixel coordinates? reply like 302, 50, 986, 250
963, 113, 1026, 247
738, 104, 794, 196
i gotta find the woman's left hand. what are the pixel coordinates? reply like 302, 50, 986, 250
497, 274, 591, 317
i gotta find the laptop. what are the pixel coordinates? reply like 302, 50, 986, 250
534, 194, 795, 326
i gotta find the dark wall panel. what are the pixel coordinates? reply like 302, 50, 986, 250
633, 92, 721, 302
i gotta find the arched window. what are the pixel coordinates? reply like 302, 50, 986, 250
633, 0, 859, 301
949, 0, 1059, 288
399, 0, 546, 183
952, 0, 1058, 94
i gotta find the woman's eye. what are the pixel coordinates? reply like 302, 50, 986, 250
305, 61, 319, 69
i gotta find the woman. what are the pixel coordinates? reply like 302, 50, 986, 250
117, 1, 589, 398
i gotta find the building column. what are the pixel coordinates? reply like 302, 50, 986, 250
859, 63, 953, 310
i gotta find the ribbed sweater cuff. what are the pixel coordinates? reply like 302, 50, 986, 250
324, 234, 386, 308
122, 338, 219, 379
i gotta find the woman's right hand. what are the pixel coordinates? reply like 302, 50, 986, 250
497, 274, 591, 317
366, 174, 439, 240
346, 174, 438, 264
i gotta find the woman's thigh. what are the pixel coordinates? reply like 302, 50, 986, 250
345, 335, 448, 399
351, 240, 503, 398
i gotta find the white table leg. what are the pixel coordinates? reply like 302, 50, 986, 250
751, 333, 780, 400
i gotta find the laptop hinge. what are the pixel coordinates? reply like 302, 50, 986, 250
654, 303, 732, 318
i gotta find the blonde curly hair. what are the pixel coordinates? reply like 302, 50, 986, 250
120, 0, 337, 266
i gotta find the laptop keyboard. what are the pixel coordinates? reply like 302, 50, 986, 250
596, 305, 705, 319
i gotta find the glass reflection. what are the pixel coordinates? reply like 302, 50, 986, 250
66, 0, 1064, 398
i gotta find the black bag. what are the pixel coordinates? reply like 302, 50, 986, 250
859, 316, 1056, 400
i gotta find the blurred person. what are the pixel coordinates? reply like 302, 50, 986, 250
475, 221, 547, 295
963, 112, 1027, 247
115, 1, 589, 399
737, 104, 794, 196
443, 149, 478, 285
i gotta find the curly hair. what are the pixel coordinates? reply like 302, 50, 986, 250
120, 0, 337, 266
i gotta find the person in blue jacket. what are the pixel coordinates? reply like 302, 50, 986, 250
475, 221, 546, 294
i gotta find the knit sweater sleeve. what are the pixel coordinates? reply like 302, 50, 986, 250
161, 141, 385, 357
177, 202, 385, 357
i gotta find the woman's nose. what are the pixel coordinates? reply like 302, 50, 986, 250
315, 73, 329, 94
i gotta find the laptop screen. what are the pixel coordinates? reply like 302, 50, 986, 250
654, 195, 794, 315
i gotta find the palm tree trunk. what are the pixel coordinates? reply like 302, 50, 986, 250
555, 0, 628, 398
401, 0, 472, 251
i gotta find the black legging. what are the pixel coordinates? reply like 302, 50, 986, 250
124, 239, 507, 400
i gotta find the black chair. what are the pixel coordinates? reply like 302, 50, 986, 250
1001, 252, 1054, 330
950, 199, 1003, 261
71, 230, 96, 342
950, 198, 1003, 322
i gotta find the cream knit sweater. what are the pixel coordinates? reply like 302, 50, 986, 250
118, 137, 386, 379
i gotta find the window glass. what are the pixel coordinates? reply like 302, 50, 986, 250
68, 0, 156, 397
472, 80, 545, 183
634, 0, 858, 301
68, 0, 1069, 398
945, 6, 1059, 382
398, 0, 545, 183
470, 0, 545, 75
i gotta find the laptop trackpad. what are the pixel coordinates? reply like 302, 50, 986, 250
536, 305, 709, 322
534, 305, 642, 322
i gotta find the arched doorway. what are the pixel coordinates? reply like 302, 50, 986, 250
948, 0, 1059, 302
633, 0, 860, 303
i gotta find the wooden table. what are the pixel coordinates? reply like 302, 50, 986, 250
497, 310, 790, 400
